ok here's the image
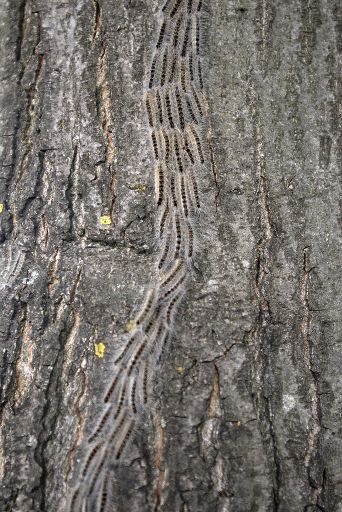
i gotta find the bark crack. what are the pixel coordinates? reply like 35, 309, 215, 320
47, 248, 60, 298
65, 362, 88, 485
247, 81, 280, 510
97, 43, 114, 166
32, 269, 82, 510
19, 148, 47, 218
198, 364, 222, 472
153, 414, 166, 512
11, 10, 46, 235
96, 29, 116, 223
16, 10, 45, 185
65, 145, 79, 241
208, 364, 220, 419
92, 0, 102, 45
300, 247, 324, 508
0, 300, 22, 422
16, 0, 29, 62
14, 303, 34, 407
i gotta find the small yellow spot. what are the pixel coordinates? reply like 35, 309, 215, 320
95, 342, 106, 358
0, 204, 4, 213
126, 320, 136, 333
176, 366, 185, 375
100, 215, 111, 225
128, 183, 147, 193
236, 420, 241, 427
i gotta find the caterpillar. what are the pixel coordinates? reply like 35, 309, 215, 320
67, 1, 209, 508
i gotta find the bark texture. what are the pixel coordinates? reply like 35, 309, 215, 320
0, 0, 341, 511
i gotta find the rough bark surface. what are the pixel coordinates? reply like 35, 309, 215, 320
0, 0, 341, 511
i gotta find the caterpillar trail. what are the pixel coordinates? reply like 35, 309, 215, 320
67, 0, 209, 509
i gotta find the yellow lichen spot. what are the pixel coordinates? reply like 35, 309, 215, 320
128, 183, 147, 193
95, 342, 106, 358
176, 366, 185, 375
236, 420, 241, 427
100, 215, 111, 225
0, 204, 4, 213
126, 320, 136, 333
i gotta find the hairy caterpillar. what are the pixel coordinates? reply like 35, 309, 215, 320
67, 0, 209, 508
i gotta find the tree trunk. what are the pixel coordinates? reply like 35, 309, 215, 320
0, 0, 341, 511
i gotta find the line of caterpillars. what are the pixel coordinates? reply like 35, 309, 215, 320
67, 1, 208, 509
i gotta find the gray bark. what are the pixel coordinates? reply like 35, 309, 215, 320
0, 0, 341, 511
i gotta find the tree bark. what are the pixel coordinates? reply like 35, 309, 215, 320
0, 0, 341, 511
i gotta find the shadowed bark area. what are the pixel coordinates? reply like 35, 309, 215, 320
0, 1, 341, 511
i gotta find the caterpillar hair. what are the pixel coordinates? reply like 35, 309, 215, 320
160, 49, 169, 87
170, 174, 178, 208
185, 167, 201, 209
156, 90, 164, 125
108, 407, 128, 444
155, 163, 165, 207
195, 15, 201, 55
86, 451, 108, 501
145, 93, 155, 128
88, 404, 113, 443
104, 367, 124, 402
166, 290, 185, 327
185, 97, 199, 124
149, 55, 157, 89
114, 332, 141, 365
158, 199, 170, 237
148, 321, 168, 362
170, 0, 184, 19
161, 128, 171, 161
134, 289, 157, 328
174, 131, 185, 172
197, 58, 204, 89
82, 443, 105, 478
151, 130, 160, 159
128, 375, 139, 414
173, 15, 183, 49
184, 133, 195, 163
179, 173, 189, 217
127, 337, 148, 376
114, 419, 136, 460
156, 21, 166, 49
186, 220, 195, 260
176, 88, 186, 131
187, 124, 205, 163
158, 231, 172, 270
160, 258, 183, 289
189, 52, 194, 81
165, 91, 175, 128
113, 384, 127, 420
173, 212, 183, 258
190, 83, 204, 117
68, 486, 83, 512
142, 360, 150, 404
161, 272, 187, 301
169, 52, 178, 83
180, 60, 188, 93
181, 18, 191, 57
96, 475, 111, 512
